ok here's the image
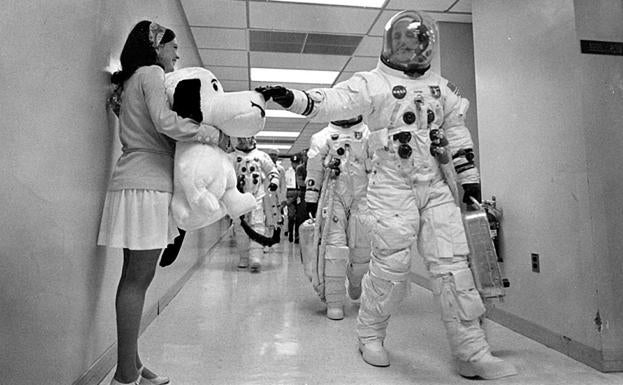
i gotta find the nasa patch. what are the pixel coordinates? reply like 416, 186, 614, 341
307, 180, 315, 187
354, 131, 362, 139
392, 85, 407, 99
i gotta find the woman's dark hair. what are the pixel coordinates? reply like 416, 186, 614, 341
111, 20, 176, 85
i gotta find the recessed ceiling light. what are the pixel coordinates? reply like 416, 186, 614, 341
271, 0, 385, 8
256, 131, 300, 138
251, 68, 339, 84
256, 143, 293, 150
266, 110, 306, 119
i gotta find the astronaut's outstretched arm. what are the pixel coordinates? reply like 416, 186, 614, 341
256, 74, 374, 123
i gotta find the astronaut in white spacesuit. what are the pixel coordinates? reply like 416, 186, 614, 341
256, 10, 517, 380
304, 116, 372, 320
230, 136, 279, 273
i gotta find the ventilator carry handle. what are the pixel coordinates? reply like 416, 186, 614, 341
469, 196, 483, 210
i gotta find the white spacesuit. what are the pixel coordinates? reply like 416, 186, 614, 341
230, 137, 279, 273
256, 10, 516, 380
304, 116, 372, 320
263, 149, 287, 251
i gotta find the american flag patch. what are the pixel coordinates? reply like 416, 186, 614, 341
447, 81, 460, 96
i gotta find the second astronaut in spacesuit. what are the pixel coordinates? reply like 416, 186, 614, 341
304, 116, 372, 320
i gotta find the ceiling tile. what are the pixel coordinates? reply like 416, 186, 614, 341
209, 66, 249, 81
369, 9, 471, 36
249, 30, 307, 53
448, 0, 472, 13
303, 33, 363, 55
191, 27, 247, 50
219, 79, 251, 92
250, 52, 348, 71
199, 49, 248, 68
343, 57, 378, 72
181, 0, 247, 28
354, 36, 383, 57
385, 0, 456, 11
249, 2, 380, 34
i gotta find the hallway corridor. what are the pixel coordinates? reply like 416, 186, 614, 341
100, 231, 623, 385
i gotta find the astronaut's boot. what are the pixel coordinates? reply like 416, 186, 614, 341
325, 276, 344, 320
356, 250, 411, 368
249, 247, 262, 273
432, 268, 517, 380
358, 339, 389, 367
457, 348, 518, 380
237, 255, 249, 269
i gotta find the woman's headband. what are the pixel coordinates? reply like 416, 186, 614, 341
148, 22, 167, 48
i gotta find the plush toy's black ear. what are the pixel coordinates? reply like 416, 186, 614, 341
172, 78, 203, 122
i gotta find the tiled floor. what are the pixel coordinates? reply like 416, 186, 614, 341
100, 234, 623, 385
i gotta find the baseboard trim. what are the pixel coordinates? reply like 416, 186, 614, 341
73, 226, 230, 385
409, 272, 623, 372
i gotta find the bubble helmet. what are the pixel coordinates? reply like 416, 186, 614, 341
331, 115, 363, 128
234, 136, 257, 151
380, 10, 439, 75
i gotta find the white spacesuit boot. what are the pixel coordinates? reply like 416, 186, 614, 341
431, 263, 517, 379
324, 245, 349, 320
234, 219, 250, 269
356, 249, 410, 367
249, 242, 263, 273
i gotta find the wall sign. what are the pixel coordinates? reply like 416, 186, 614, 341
580, 40, 623, 56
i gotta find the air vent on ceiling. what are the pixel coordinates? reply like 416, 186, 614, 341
303, 33, 362, 55
250, 30, 362, 55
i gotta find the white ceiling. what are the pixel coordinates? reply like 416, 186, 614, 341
179, 0, 472, 155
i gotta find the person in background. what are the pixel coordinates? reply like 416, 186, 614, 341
285, 154, 301, 242
294, 150, 309, 244
255, 9, 517, 380
304, 116, 373, 320
230, 137, 279, 272
98, 20, 218, 385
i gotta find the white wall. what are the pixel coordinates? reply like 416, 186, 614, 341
574, 0, 623, 364
0, 1, 227, 384
472, 0, 623, 371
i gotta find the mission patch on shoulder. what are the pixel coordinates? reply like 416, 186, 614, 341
447, 81, 460, 96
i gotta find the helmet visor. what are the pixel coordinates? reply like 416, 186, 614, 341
381, 11, 438, 73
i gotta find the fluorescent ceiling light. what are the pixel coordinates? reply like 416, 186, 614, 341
266, 109, 306, 119
271, 0, 385, 7
256, 131, 300, 138
257, 143, 293, 150
251, 68, 338, 84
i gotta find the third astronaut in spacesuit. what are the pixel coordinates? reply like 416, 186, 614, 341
304, 116, 372, 320
230, 136, 279, 273
256, 10, 517, 380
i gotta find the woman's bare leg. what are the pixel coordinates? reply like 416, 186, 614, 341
113, 249, 160, 383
